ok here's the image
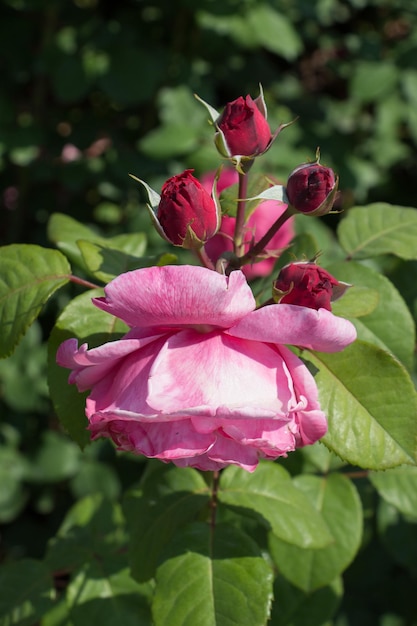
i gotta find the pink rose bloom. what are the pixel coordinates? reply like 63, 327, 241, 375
202, 169, 294, 279
57, 265, 356, 472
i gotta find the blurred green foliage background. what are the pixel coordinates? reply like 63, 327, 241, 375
1, 0, 417, 624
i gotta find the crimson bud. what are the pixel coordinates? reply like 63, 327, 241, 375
273, 262, 349, 311
286, 162, 338, 216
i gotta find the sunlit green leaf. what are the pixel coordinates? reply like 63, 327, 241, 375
269, 474, 362, 591
308, 341, 417, 469
153, 522, 273, 626
219, 463, 333, 548
0, 244, 70, 358
338, 204, 417, 261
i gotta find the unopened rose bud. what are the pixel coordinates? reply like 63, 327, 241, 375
131, 169, 221, 250
215, 95, 271, 159
286, 162, 338, 216
273, 262, 349, 311
157, 170, 220, 247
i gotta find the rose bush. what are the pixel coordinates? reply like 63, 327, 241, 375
57, 265, 356, 472
202, 169, 294, 278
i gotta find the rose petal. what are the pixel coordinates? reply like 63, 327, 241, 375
89, 416, 215, 459
93, 265, 255, 329
227, 304, 356, 352
147, 329, 294, 417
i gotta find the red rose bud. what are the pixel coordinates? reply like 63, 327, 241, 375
216, 94, 271, 159
273, 262, 349, 311
286, 163, 338, 216
157, 170, 220, 248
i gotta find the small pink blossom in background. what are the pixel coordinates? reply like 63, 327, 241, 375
60, 144, 82, 163
57, 265, 356, 472
202, 169, 294, 279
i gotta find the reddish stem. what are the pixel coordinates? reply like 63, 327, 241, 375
68, 275, 101, 290
233, 172, 249, 257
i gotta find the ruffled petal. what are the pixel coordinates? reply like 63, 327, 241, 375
89, 416, 215, 459
56, 332, 165, 392
93, 265, 255, 329
147, 329, 294, 417
227, 304, 356, 352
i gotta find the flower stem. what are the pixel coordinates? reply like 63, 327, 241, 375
68, 275, 101, 290
210, 470, 220, 534
196, 246, 216, 271
237, 205, 296, 268
233, 171, 249, 257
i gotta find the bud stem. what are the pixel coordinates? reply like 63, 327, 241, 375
197, 246, 216, 271
68, 274, 100, 290
237, 205, 296, 267
233, 171, 249, 257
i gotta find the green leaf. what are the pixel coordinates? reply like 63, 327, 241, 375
77, 240, 173, 283
139, 123, 199, 159
377, 499, 417, 577
270, 575, 343, 626
307, 341, 417, 469
247, 5, 303, 60
269, 474, 362, 592
0, 244, 70, 358
219, 173, 274, 219
350, 61, 398, 103
338, 204, 417, 261
45, 494, 126, 573
0, 559, 55, 626
327, 261, 415, 371
66, 564, 151, 626
370, 466, 417, 517
47, 213, 147, 278
331, 285, 379, 318
152, 522, 273, 626
219, 463, 333, 549
27, 431, 81, 483
123, 464, 210, 582
47, 289, 128, 448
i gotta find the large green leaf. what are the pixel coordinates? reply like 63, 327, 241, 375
218, 463, 333, 549
270, 575, 343, 626
370, 466, 417, 517
307, 341, 417, 469
338, 204, 417, 261
77, 240, 176, 283
269, 474, 362, 592
47, 212, 147, 277
123, 464, 210, 582
47, 289, 128, 448
0, 244, 70, 358
152, 522, 273, 626
327, 261, 415, 371
0, 559, 55, 626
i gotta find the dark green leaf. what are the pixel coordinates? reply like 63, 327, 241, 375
47, 289, 128, 448
0, 559, 55, 626
370, 466, 417, 517
123, 464, 209, 582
